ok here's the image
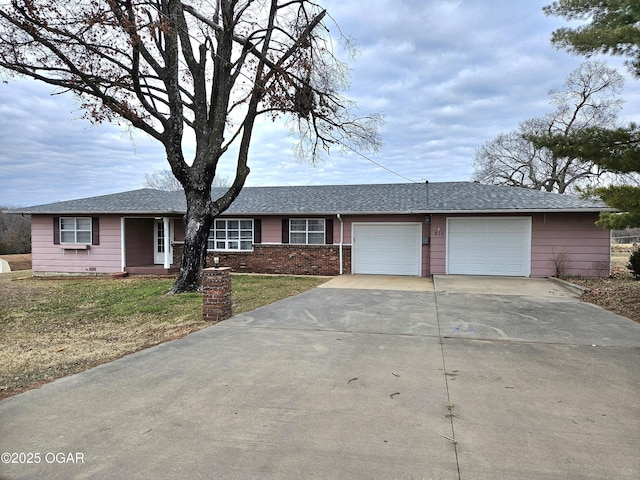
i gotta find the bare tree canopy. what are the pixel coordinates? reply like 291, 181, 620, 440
0, 0, 382, 292
143, 170, 184, 191
472, 61, 624, 194
144, 169, 230, 190
0, 208, 30, 254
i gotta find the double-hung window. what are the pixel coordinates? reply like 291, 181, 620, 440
290, 219, 325, 245
208, 219, 254, 251
59, 217, 92, 244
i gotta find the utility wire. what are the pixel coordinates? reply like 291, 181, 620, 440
337, 140, 419, 183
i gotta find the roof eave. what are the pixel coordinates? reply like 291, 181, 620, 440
8, 210, 186, 216
10, 207, 615, 216
423, 208, 615, 214
221, 208, 614, 216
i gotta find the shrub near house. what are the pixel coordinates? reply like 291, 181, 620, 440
628, 249, 640, 279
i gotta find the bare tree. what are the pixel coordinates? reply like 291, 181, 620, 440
0, 208, 31, 254
473, 61, 624, 193
143, 169, 230, 190
143, 170, 184, 191
0, 0, 381, 292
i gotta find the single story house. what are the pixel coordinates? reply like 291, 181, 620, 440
8, 182, 614, 278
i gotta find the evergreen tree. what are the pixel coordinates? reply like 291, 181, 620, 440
530, 124, 640, 228
545, 0, 640, 77
543, 1, 640, 227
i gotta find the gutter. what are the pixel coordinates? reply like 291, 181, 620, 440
418, 208, 615, 214
220, 208, 615, 216
9, 207, 614, 216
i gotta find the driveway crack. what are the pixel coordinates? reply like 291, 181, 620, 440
434, 290, 462, 480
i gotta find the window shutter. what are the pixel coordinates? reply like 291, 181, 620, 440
92, 217, 100, 245
53, 217, 60, 245
325, 218, 334, 244
281, 218, 289, 244
253, 219, 262, 244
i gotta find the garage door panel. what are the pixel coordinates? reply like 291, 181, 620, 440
353, 223, 421, 276
447, 218, 531, 276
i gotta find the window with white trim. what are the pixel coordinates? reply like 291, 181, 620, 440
208, 219, 254, 251
59, 217, 92, 244
290, 219, 325, 245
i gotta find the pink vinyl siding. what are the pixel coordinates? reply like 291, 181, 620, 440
428, 215, 448, 275
29, 211, 609, 278
531, 213, 610, 278
259, 217, 283, 243
31, 215, 122, 274
428, 212, 609, 278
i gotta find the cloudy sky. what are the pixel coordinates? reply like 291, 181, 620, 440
1, 0, 639, 207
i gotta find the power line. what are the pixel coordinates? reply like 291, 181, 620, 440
337, 140, 419, 183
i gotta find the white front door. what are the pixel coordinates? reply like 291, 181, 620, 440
154, 219, 173, 265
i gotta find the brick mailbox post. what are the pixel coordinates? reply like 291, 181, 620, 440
202, 267, 232, 323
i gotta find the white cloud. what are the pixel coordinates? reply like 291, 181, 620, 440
1, 0, 639, 206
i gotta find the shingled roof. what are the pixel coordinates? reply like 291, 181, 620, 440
9, 182, 612, 215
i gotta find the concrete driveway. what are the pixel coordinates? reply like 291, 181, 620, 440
1, 276, 639, 479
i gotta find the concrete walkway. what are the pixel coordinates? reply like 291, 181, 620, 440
1, 277, 639, 479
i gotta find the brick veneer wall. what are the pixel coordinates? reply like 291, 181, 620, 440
204, 244, 352, 276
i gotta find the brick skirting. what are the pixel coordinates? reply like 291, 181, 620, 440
205, 244, 351, 276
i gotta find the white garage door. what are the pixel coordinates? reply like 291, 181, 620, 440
352, 223, 421, 276
447, 217, 531, 276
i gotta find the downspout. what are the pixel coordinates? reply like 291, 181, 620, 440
337, 214, 344, 275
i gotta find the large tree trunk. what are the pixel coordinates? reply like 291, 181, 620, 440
169, 189, 215, 294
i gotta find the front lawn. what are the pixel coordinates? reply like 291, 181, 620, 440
0, 274, 327, 400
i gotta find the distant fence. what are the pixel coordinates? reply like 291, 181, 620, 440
612, 236, 639, 245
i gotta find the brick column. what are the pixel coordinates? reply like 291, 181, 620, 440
202, 267, 232, 323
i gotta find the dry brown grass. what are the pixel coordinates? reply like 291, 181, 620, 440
0, 273, 327, 400
0, 253, 32, 271
571, 244, 640, 324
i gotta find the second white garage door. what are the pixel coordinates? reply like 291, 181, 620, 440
352, 223, 421, 276
447, 217, 531, 276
